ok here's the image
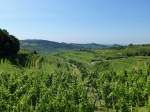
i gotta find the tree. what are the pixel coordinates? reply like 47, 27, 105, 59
0, 29, 20, 56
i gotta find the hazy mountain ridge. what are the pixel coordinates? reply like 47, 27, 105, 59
20, 39, 110, 52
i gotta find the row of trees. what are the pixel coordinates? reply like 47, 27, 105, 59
123, 45, 150, 56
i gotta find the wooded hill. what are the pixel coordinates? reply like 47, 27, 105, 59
20, 39, 111, 52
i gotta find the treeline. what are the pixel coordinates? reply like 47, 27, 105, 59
123, 45, 150, 57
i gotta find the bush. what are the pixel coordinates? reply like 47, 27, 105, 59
0, 29, 20, 56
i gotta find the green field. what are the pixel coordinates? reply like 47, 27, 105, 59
1, 45, 150, 112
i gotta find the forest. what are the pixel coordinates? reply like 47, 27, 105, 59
0, 29, 150, 112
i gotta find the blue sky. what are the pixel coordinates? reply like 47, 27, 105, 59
0, 0, 150, 44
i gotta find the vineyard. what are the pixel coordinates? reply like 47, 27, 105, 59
0, 45, 150, 112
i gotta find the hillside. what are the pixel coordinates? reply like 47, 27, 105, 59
1, 44, 150, 111
20, 39, 110, 52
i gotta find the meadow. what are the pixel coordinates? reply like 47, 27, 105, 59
0, 45, 150, 112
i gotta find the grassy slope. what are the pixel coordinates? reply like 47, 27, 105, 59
0, 45, 150, 111
58, 48, 150, 72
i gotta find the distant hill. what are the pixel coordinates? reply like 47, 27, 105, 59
20, 39, 110, 52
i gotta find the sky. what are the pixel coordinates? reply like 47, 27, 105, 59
0, 0, 150, 44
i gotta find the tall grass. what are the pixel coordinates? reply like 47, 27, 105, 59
0, 47, 150, 112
